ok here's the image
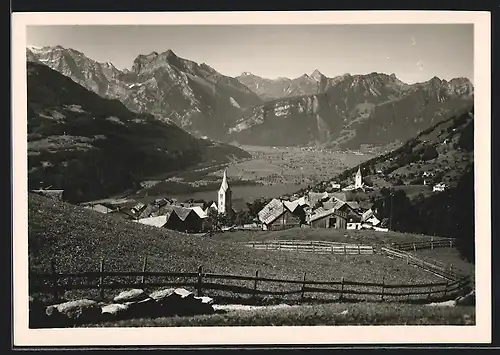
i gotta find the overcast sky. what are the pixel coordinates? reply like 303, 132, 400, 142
27, 24, 473, 84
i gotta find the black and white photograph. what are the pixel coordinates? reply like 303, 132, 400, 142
12, 10, 491, 346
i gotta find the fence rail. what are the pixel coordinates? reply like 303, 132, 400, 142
390, 238, 455, 252
30, 258, 471, 304
243, 240, 374, 255
381, 246, 466, 281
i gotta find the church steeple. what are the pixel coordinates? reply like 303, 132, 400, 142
218, 168, 232, 215
355, 167, 363, 188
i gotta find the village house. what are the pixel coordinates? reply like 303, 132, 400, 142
137, 205, 209, 233
309, 207, 347, 229
258, 198, 304, 231
433, 182, 448, 192
83, 203, 114, 214
361, 209, 381, 226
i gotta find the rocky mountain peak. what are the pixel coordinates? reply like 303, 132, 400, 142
311, 69, 325, 81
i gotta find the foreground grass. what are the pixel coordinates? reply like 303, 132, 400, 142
413, 248, 475, 284
28, 193, 442, 303
83, 302, 475, 327
213, 227, 446, 246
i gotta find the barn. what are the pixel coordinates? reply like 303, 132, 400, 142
258, 198, 303, 231
309, 207, 347, 229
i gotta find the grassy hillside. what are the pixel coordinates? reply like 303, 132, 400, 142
28, 193, 443, 302
309, 105, 474, 192
27, 61, 250, 203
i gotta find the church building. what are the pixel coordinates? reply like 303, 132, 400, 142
218, 169, 233, 215
354, 166, 363, 189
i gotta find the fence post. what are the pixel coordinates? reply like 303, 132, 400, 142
99, 257, 105, 301
197, 265, 203, 297
449, 239, 453, 248
312, 242, 315, 253
301, 272, 307, 301
406, 255, 409, 265
253, 270, 259, 300
343, 245, 346, 254
413, 243, 416, 252
141, 256, 148, 286
431, 237, 434, 250
381, 276, 385, 301
50, 259, 59, 302
427, 285, 433, 301
444, 281, 450, 298
339, 277, 345, 301
331, 245, 334, 254
358, 245, 361, 254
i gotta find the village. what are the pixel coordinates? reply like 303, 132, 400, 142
33, 166, 446, 235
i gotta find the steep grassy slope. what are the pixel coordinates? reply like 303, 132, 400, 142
27, 61, 250, 203
28, 193, 442, 302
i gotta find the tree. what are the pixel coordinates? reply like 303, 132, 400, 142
206, 208, 223, 233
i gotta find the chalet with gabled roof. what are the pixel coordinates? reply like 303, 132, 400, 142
257, 198, 304, 231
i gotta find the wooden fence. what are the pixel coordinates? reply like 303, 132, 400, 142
381, 246, 467, 281
391, 237, 455, 252
30, 259, 470, 304
243, 240, 374, 255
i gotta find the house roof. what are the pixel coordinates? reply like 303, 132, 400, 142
136, 214, 171, 228
323, 197, 346, 211
283, 199, 304, 213
308, 192, 329, 207
189, 206, 208, 219
361, 209, 374, 222
131, 202, 146, 211
346, 201, 360, 210
137, 204, 158, 219
330, 192, 347, 202
258, 198, 286, 225
84, 204, 112, 214
159, 205, 197, 221
309, 207, 344, 223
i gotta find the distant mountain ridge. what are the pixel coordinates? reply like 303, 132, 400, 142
229, 72, 473, 148
27, 46, 262, 140
27, 45, 474, 149
236, 70, 328, 101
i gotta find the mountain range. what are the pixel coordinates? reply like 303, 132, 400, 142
27, 45, 474, 150
26, 60, 250, 203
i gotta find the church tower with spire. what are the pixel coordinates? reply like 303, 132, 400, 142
218, 169, 232, 215
355, 166, 363, 189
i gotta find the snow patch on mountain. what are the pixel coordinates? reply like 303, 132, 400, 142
229, 97, 241, 108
